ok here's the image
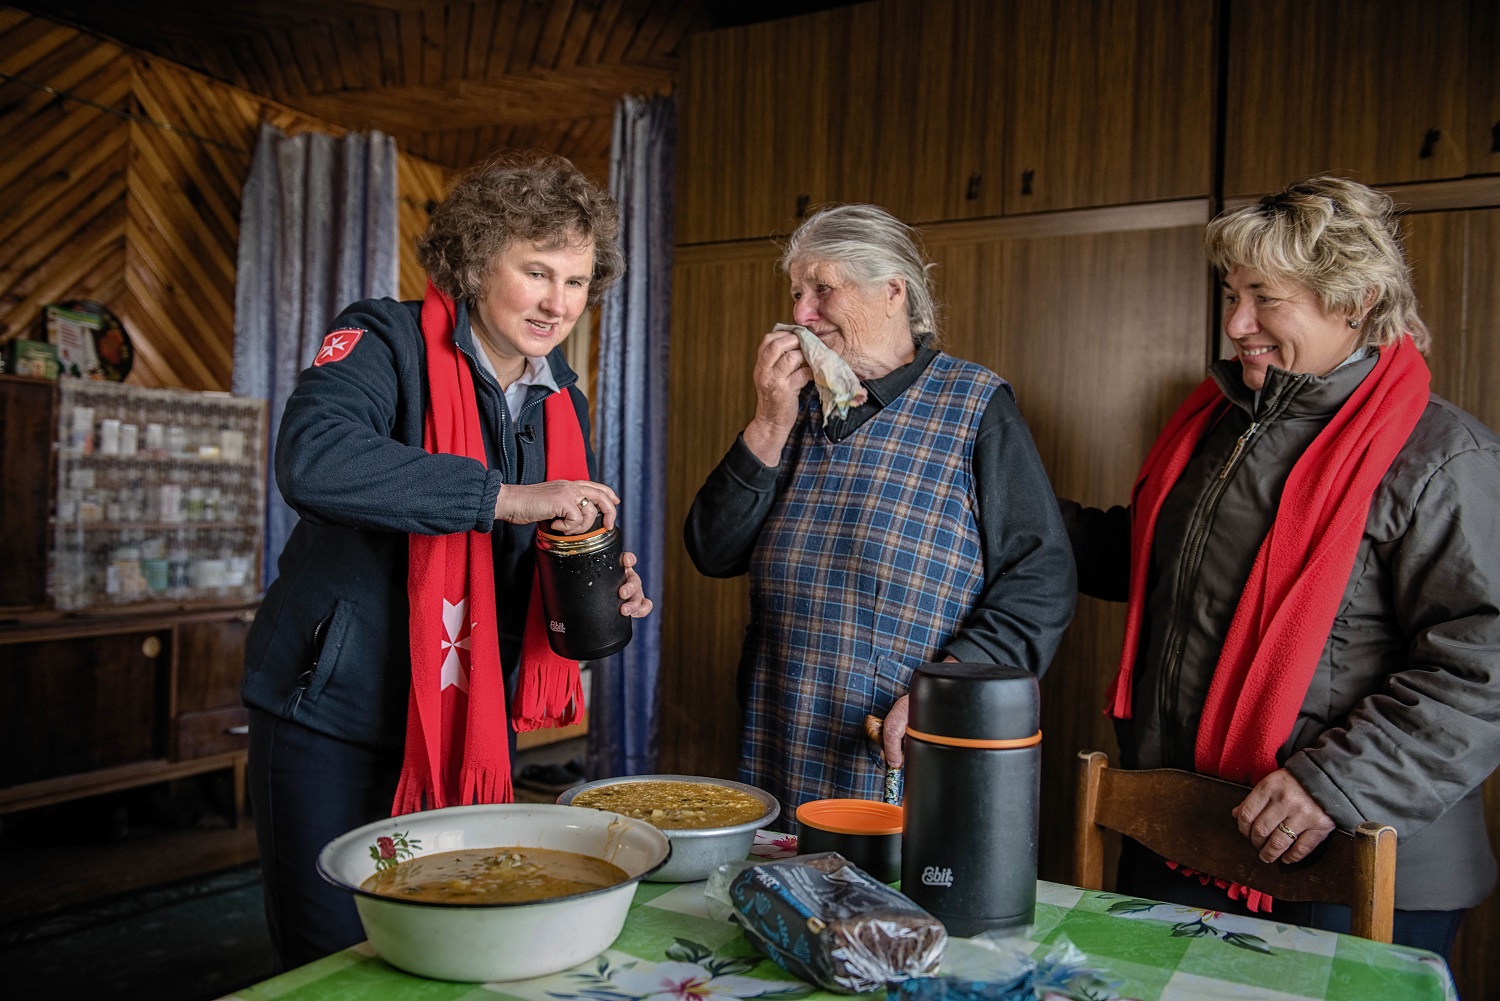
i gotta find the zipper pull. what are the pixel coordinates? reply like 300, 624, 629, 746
1218, 421, 1260, 480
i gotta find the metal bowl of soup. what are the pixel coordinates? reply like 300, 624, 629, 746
318, 803, 670, 982
558, 774, 778, 882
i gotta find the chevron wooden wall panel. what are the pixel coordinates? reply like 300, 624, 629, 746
0, 10, 131, 344
3, 11, 456, 390
121, 56, 261, 391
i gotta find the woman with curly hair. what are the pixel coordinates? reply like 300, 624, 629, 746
241, 153, 653, 967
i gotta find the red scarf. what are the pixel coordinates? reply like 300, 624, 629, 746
393, 280, 588, 815
1108, 338, 1429, 909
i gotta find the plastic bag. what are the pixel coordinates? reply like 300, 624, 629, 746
890, 937, 1038, 1001
891, 937, 1126, 1001
705, 852, 946, 994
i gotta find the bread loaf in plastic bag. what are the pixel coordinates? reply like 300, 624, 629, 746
705, 852, 946, 994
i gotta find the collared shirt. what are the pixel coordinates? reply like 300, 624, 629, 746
470, 345, 561, 422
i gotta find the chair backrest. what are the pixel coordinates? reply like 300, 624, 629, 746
1073, 750, 1397, 942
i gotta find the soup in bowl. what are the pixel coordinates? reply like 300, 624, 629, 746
318, 803, 670, 982
559, 774, 778, 882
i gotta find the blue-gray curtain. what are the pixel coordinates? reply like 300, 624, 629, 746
588, 94, 676, 778
232, 123, 399, 586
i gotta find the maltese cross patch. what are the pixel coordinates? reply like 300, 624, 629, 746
314, 328, 364, 366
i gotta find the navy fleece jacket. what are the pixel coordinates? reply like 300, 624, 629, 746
241, 296, 596, 749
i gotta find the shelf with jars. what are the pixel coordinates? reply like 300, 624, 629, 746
50, 379, 267, 612
0, 374, 265, 824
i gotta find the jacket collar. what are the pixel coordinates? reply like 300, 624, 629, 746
1210, 350, 1379, 421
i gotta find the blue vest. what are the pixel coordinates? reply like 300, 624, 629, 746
740, 352, 1002, 815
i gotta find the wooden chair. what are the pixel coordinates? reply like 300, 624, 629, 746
1073, 750, 1397, 942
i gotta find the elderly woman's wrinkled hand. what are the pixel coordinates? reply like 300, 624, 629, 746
618, 550, 653, 619
495, 479, 620, 534
744, 329, 813, 466
1232, 768, 1337, 864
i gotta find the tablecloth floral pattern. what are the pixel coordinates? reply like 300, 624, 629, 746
225, 832, 1456, 1001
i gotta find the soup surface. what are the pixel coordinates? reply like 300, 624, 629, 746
573, 780, 766, 829
360, 846, 628, 904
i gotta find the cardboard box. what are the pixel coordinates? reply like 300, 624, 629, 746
3, 339, 61, 380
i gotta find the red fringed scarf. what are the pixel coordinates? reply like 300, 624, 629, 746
393, 280, 588, 815
1108, 337, 1430, 909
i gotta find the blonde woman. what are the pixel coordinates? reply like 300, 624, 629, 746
1061, 175, 1500, 957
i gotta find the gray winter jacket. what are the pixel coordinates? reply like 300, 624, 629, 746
1061, 354, 1500, 910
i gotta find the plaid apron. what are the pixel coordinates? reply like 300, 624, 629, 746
740, 353, 1001, 817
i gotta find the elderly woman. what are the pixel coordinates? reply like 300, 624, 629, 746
241, 153, 653, 968
685, 203, 1076, 817
1061, 175, 1500, 957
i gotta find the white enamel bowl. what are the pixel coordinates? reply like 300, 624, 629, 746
558, 774, 779, 882
317, 803, 671, 982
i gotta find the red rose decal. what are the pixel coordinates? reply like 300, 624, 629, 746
377, 836, 396, 859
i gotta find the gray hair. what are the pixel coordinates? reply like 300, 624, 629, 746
779, 204, 940, 346
1205, 175, 1428, 352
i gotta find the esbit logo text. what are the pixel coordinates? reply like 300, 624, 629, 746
921, 866, 953, 887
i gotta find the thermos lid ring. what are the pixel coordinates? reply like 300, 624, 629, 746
536, 523, 618, 555
537, 523, 612, 543
903, 726, 1041, 750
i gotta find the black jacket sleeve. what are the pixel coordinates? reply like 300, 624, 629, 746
274, 301, 504, 536
942, 390, 1077, 674
682, 434, 784, 578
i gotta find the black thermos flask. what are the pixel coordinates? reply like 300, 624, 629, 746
900, 662, 1041, 936
534, 521, 632, 660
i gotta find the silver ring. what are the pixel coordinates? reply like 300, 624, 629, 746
578, 497, 591, 510
1276, 822, 1298, 840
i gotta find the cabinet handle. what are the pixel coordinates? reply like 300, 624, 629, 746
966, 173, 982, 201
1419, 128, 1441, 159
1491, 121, 1499, 153
142, 635, 162, 658
226, 725, 250, 735
795, 194, 810, 218
1021, 169, 1034, 196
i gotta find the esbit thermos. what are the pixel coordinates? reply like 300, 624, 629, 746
901, 662, 1041, 936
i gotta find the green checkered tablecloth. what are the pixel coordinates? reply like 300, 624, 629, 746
225, 833, 1456, 1001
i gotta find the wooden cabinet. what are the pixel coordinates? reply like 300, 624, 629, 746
676, 4, 882, 245
173, 611, 254, 759
1004, 0, 1216, 214
1471, 0, 1500, 180
1, 625, 167, 787
1224, 0, 1485, 195
0, 375, 259, 820
0, 605, 254, 821
658, 243, 784, 778
1404, 206, 1500, 445
0, 376, 54, 609
869, 0, 1004, 223
676, 0, 1214, 241
1401, 204, 1500, 1001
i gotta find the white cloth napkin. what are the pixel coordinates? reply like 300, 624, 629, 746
774, 323, 868, 421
